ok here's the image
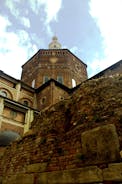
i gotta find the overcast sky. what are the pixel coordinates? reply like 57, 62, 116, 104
0, 0, 122, 79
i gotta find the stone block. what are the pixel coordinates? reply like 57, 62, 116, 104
103, 162, 122, 181
2, 174, 34, 184
26, 162, 47, 173
37, 166, 103, 183
81, 124, 120, 164
0, 177, 2, 184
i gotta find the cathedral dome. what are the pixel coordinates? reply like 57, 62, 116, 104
48, 36, 62, 49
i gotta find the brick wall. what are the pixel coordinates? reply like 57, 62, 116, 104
0, 75, 122, 183
21, 49, 87, 89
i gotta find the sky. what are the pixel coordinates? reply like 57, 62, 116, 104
0, 0, 122, 79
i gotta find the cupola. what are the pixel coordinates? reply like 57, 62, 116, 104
48, 36, 62, 49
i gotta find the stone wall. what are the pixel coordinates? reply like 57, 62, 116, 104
0, 75, 122, 183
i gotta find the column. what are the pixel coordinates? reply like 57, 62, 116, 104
24, 109, 34, 134
0, 97, 4, 128
15, 83, 21, 101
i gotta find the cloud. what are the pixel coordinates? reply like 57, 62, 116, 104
89, 0, 122, 76
5, 1, 30, 28
5, 0, 62, 36
20, 17, 31, 28
28, 0, 62, 23
5, 0, 19, 18
28, 0, 62, 36
42, 0, 62, 36
0, 16, 11, 31
0, 15, 37, 79
70, 46, 79, 54
42, 0, 62, 24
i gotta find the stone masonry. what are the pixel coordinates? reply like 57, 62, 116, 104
0, 75, 122, 183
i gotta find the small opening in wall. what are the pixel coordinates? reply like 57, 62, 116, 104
59, 96, 64, 100
41, 97, 46, 105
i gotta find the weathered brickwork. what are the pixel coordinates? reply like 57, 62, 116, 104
21, 49, 87, 89
91, 59, 122, 79
0, 75, 122, 183
36, 81, 70, 111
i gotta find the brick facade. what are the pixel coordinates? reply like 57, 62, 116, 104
0, 38, 122, 171
0, 45, 88, 146
21, 49, 87, 88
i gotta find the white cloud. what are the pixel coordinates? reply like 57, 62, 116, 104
0, 15, 36, 79
5, 1, 31, 28
43, 0, 62, 24
28, 0, 62, 23
5, 0, 62, 36
0, 16, 11, 33
20, 17, 31, 28
28, 0, 62, 36
5, 0, 19, 18
70, 46, 79, 54
89, 0, 122, 76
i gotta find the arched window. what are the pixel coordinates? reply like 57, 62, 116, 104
32, 79, 35, 88
23, 100, 29, 106
57, 76, 63, 84
43, 76, 49, 84
72, 79, 76, 88
0, 90, 7, 97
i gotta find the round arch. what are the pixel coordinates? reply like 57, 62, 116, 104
0, 88, 13, 99
0, 130, 21, 146
20, 98, 33, 107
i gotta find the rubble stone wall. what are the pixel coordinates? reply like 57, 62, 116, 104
0, 75, 122, 184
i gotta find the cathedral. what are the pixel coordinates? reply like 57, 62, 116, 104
0, 37, 87, 146
0, 37, 121, 146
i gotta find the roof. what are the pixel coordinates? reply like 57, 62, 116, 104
22, 49, 87, 68
36, 78, 72, 93
0, 70, 35, 92
90, 59, 122, 79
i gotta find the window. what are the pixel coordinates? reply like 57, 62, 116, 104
59, 96, 64, 100
40, 97, 46, 105
23, 100, 29, 106
0, 90, 7, 97
72, 79, 76, 88
57, 76, 63, 84
10, 110, 17, 119
43, 76, 49, 83
32, 79, 35, 88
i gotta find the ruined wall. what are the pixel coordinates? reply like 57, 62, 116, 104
0, 75, 122, 184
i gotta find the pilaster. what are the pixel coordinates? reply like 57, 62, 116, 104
24, 109, 34, 134
15, 83, 21, 101
0, 97, 4, 128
